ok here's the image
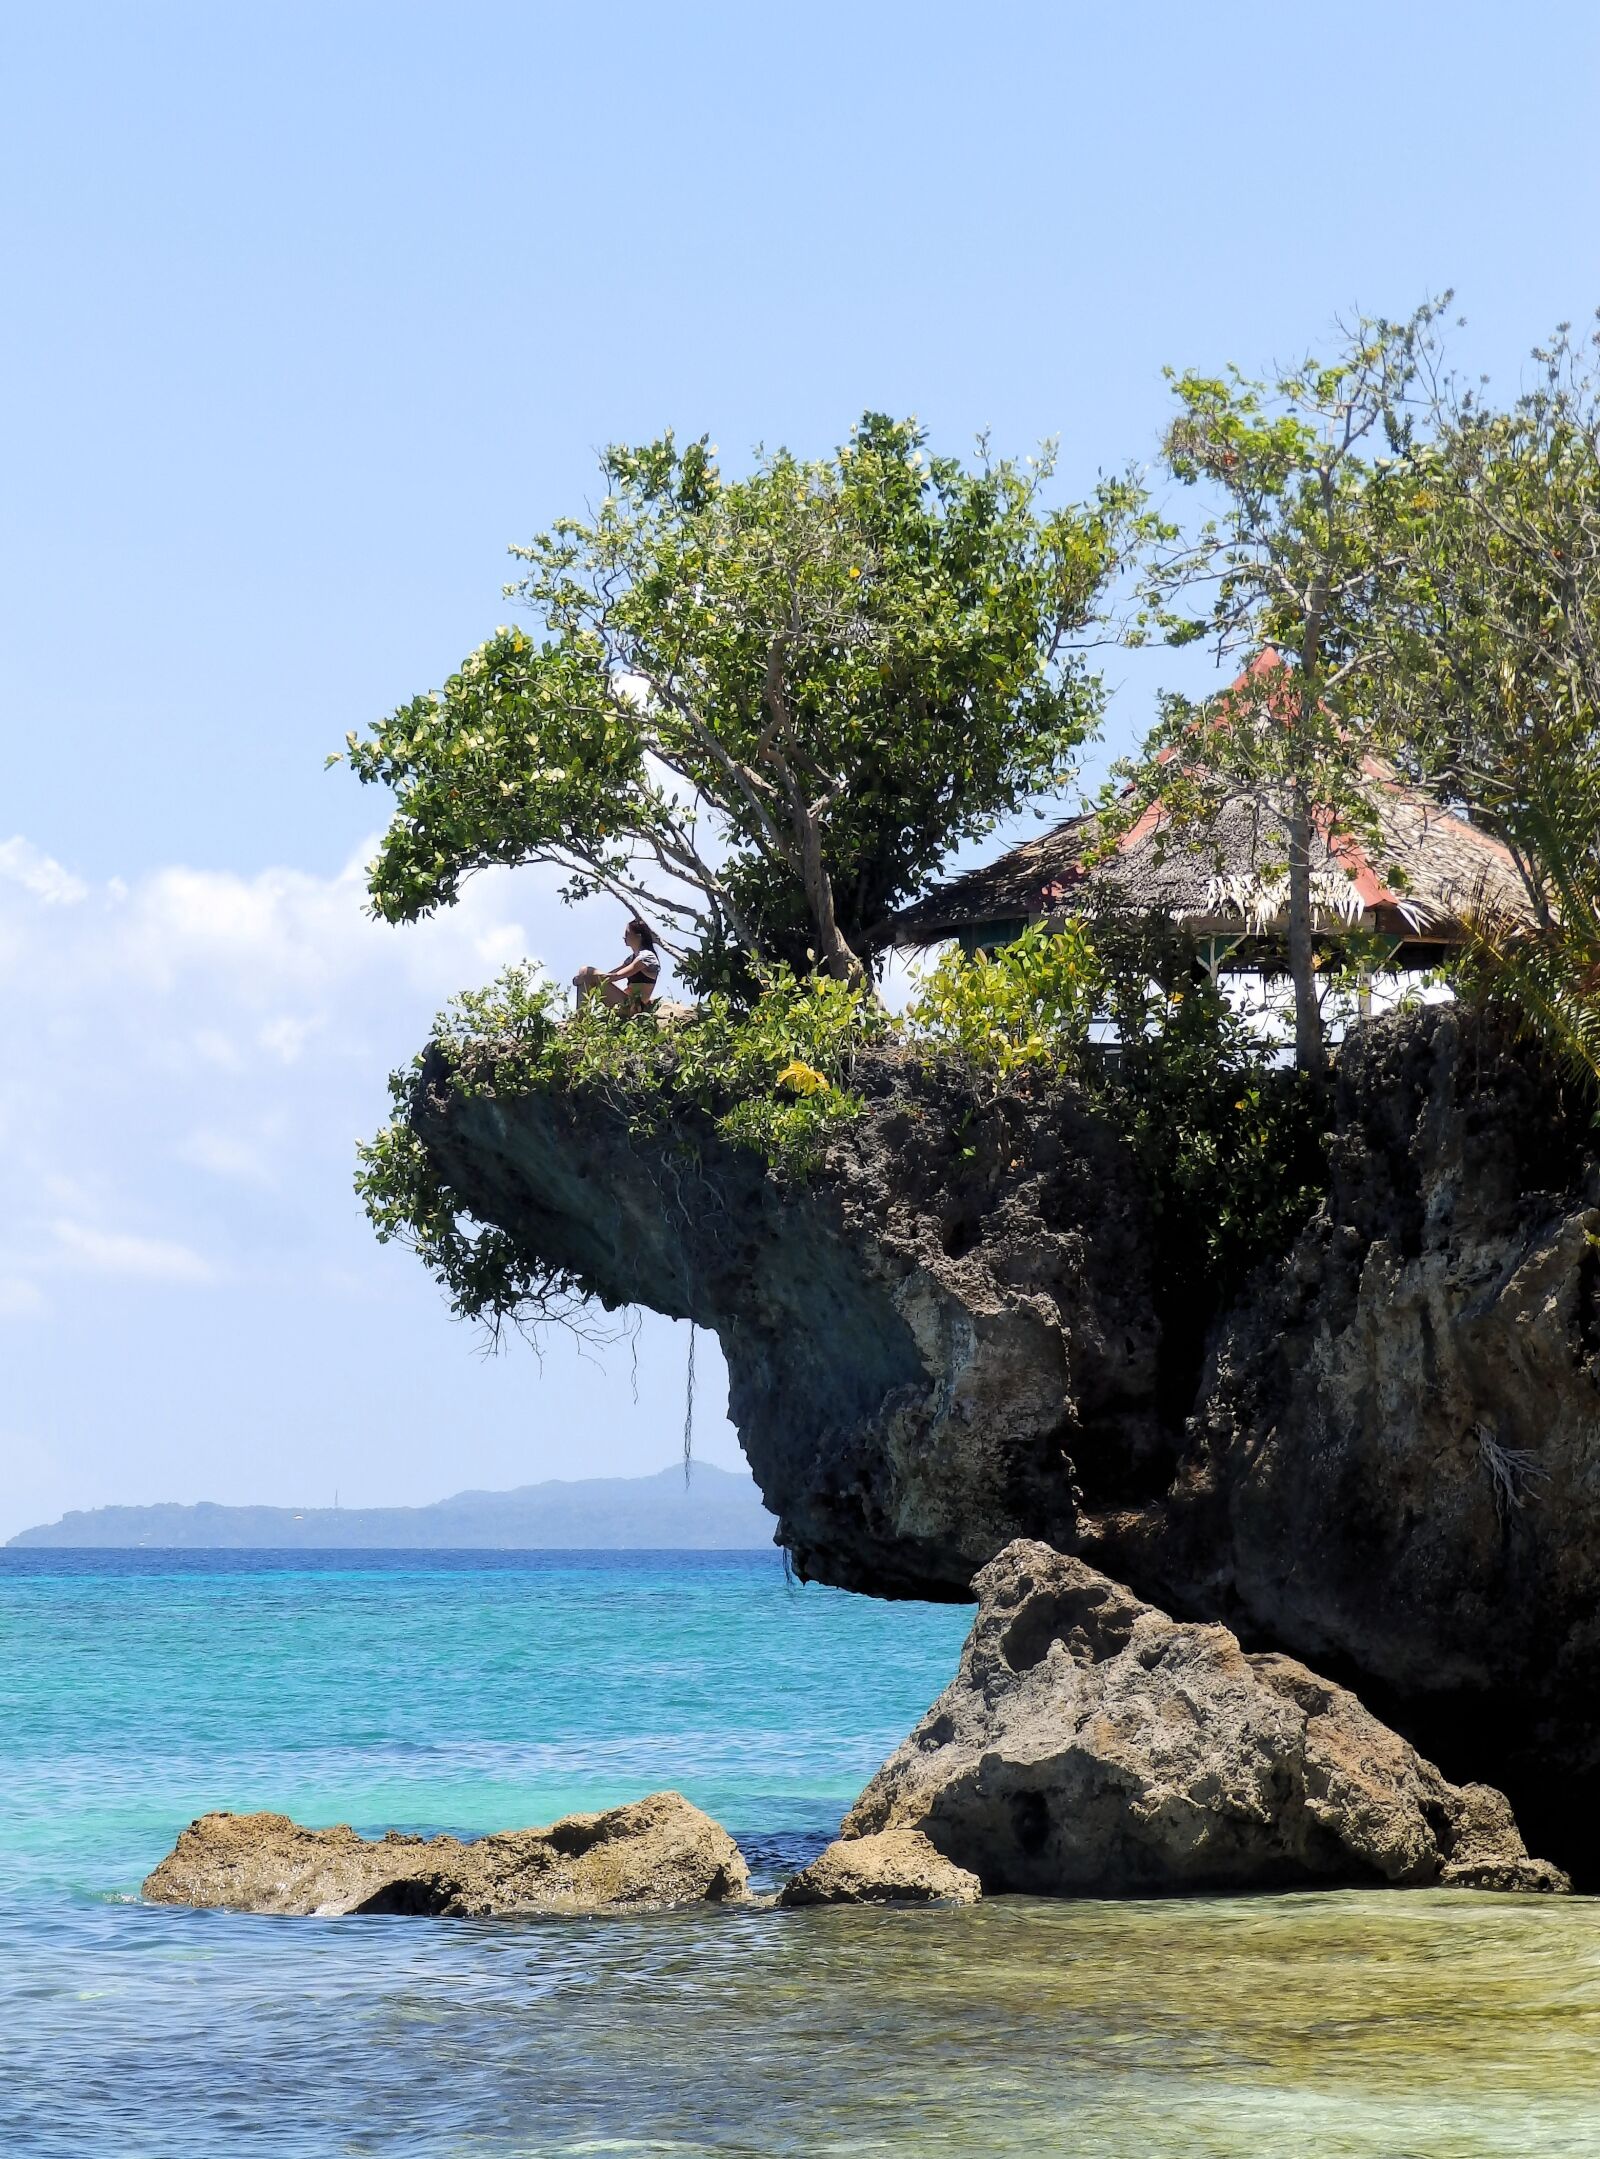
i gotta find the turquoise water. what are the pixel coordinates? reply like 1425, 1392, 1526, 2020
3, 1549, 1599, 2157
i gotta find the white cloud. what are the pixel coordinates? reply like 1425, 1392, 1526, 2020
0, 836, 87, 906
188, 1028, 247, 1071
259, 1014, 319, 1064
0, 836, 579, 1311
0, 842, 540, 1009
50, 1221, 218, 1285
0, 831, 693, 1331
0, 839, 555, 1044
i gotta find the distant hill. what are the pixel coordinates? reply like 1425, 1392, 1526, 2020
7, 1462, 776, 1550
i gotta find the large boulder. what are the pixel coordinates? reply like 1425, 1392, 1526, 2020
778, 1828, 981, 1907
843, 1542, 1568, 1898
142, 1791, 749, 1916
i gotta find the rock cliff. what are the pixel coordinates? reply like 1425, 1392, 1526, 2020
410, 1007, 1600, 1880
415, 1045, 1162, 1600
1119, 1008, 1600, 1880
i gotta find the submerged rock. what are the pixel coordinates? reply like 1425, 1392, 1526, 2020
843, 1542, 1568, 1899
778, 1828, 981, 1907
142, 1792, 749, 1916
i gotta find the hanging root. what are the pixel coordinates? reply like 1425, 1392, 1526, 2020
1474, 1423, 1551, 1517
682, 1323, 696, 1487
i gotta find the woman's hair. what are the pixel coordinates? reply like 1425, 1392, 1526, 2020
626, 917, 658, 951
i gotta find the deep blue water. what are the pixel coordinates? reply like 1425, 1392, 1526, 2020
4, 1548, 1598, 2158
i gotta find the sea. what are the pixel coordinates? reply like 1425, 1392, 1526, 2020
3, 1548, 1598, 2159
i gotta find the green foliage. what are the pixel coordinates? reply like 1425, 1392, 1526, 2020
337, 414, 1144, 980
1370, 321, 1600, 883
1356, 319, 1600, 1089
637, 965, 891, 1169
358, 905, 1328, 1334
1117, 304, 1448, 1071
1122, 304, 1600, 1095
355, 1091, 582, 1333
347, 321, 1600, 1354
904, 907, 1325, 1299
1147, 311, 1444, 673
1058, 904, 1329, 1300
356, 964, 893, 1328
1449, 779, 1600, 1095
356, 964, 889, 1329
903, 920, 1105, 1077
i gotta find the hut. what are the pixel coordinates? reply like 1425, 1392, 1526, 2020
894, 659, 1535, 981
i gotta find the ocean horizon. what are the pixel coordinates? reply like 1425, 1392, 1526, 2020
5, 1460, 775, 1550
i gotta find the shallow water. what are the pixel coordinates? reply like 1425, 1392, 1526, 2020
3, 1551, 1596, 2156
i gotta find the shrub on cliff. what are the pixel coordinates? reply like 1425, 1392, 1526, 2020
356, 964, 893, 1325
358, 909, 1324, 1333
905, 920, 1106, 1076
905, 906, 1328, 1311
446, 961, 887, 1171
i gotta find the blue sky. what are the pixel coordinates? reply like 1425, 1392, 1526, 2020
2, 0, 1598, 1534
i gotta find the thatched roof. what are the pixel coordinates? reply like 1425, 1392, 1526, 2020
896, 659, 1535, 959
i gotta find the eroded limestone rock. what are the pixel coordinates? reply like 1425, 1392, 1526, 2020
778, 1828, 981, 1907
843, 1543, 1568, 1898
1130, 1007, 1600, 1880
409, 1004, 1600, 1881
413, 1048, 1161, 1600
142, 1791, 749, 1916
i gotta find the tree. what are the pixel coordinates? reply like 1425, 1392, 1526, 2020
1370, 324, 1600, 908
1365, 318, 1600, 1081
339, 415, 1142, 986
1118, 307, 1443, 1072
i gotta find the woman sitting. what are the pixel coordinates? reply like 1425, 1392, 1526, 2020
573, 917, 662, 1012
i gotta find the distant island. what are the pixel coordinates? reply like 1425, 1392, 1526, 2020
8, 1462, 776, 1550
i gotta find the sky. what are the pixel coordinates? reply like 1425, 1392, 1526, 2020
2, 0, 1598, 1536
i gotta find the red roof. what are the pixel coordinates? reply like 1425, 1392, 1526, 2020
896, 652, 1534, 947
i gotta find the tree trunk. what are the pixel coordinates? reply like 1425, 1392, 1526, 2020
797, 802, 865, 985
1286, 784, 1325, 1074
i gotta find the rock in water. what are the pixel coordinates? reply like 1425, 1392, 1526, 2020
843, 1543, 1568, 1898
142, 1792, 749, 1916
778, 1828, 981, 1907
